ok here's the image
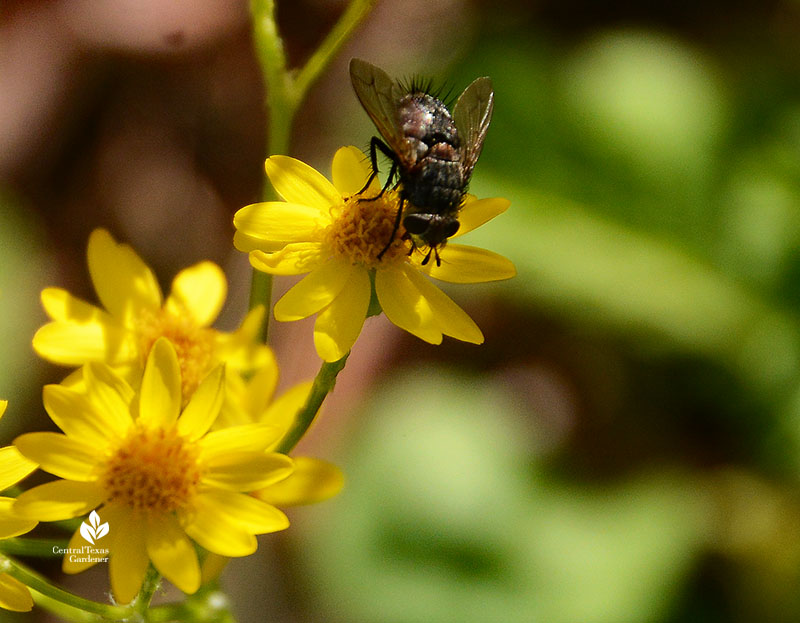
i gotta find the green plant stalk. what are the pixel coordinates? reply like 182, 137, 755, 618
0, 555, 132, 621
247, 0, 376, 339
248, 270, 273, 344
132, 565, 161, 615
276, 354, 349, 453
293, 0, 377, 101
149, 586, 237, 623
0, 537, 68, 557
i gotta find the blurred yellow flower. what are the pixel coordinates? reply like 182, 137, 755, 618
13, 340, 296, 604
233, 146, 516, 362
220, 365, 344, 505
33, 229, 270, 399
0, 401, 39, 612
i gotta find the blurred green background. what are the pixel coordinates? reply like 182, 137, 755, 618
4, 0, 800, 621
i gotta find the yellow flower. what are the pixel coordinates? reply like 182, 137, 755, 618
233, 147, 516, 362
33, 229, 270, 399
0, 401, 39, 612
13, 340, 295, 604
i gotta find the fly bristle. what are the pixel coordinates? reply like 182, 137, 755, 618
400, 74, 448, 101
438, 84, 457, 109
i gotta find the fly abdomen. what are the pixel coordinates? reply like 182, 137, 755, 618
404, 158, 463, 212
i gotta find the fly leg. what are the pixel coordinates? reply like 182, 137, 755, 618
358, 137, 399, 198
377, 196, 405, 261
356, 137, 404, 260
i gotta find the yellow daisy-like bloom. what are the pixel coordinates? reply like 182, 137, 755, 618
233, 146, 516, 362
13, 340, 296, 604
0, 401, 39, 612
33, 229, 270, 399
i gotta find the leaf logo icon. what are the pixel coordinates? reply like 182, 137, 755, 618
79, 510, 109, 545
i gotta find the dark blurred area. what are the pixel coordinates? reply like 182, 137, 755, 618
4, 0, 800, 622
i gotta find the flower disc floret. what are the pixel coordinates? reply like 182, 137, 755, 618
102, 424, 201, 515
325, 192, 408, 268
135, 308, 215, 398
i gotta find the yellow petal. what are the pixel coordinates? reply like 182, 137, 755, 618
14, 433, 100, 481
87, 229, 162, 324
265, 156, 341, 210
138, 338, 181, 428
452, 196, 510, 238
273, 260, 354, 321
14, 480, 106, 521
314, 267, 370, 362
108, 507, 149, 604
183, 506, 258, 557
201, 452, 293, 491
40, 288, 111, 324
250, 243, 329, 276
192, 490, 289, 534
83, 363, 135, 439
0, 574, 33, 612
231, 305, 268, 345
417, 244, 517, 283
375, 266, 441, 344
0, 401, 5, 419
200, 553, 229, 585
262, 381, 313, 447
0, 497, 37, 539
165, 262, 226, 327
240, 357, 280, 418
0, 446, 37, 491
43, 383, 125, 446
177, 365, 224, 441
33, 320, 138, 366
331, 146, 376, 196
405, 267, 484, 344
212, 307, 273, 374
253, 456, 344, 506
199, 424, 283, 457
146, 514, 200, 595
234, 202, 327, 242
233, 230, 286, 253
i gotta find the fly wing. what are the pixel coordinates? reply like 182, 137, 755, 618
452, 76, 494, 181
349, 58, 407, 153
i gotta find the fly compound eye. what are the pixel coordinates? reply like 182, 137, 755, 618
443, 220, 460, 238
403, 214, 430, 235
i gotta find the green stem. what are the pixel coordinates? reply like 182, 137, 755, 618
246, 0, 376, 342
250, 0, 293, 158
132, 566, 161, 615
293, 0, 377, 104
0, 555, 132, 621
247, 268, 274, 343
276, 354, 349, 453
0, 537, 68, 557
149, 586, 237, 623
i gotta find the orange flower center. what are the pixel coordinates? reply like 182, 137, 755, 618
101, 424, 201, 515
325, 191, 410, 268
136, 308, 215, 399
